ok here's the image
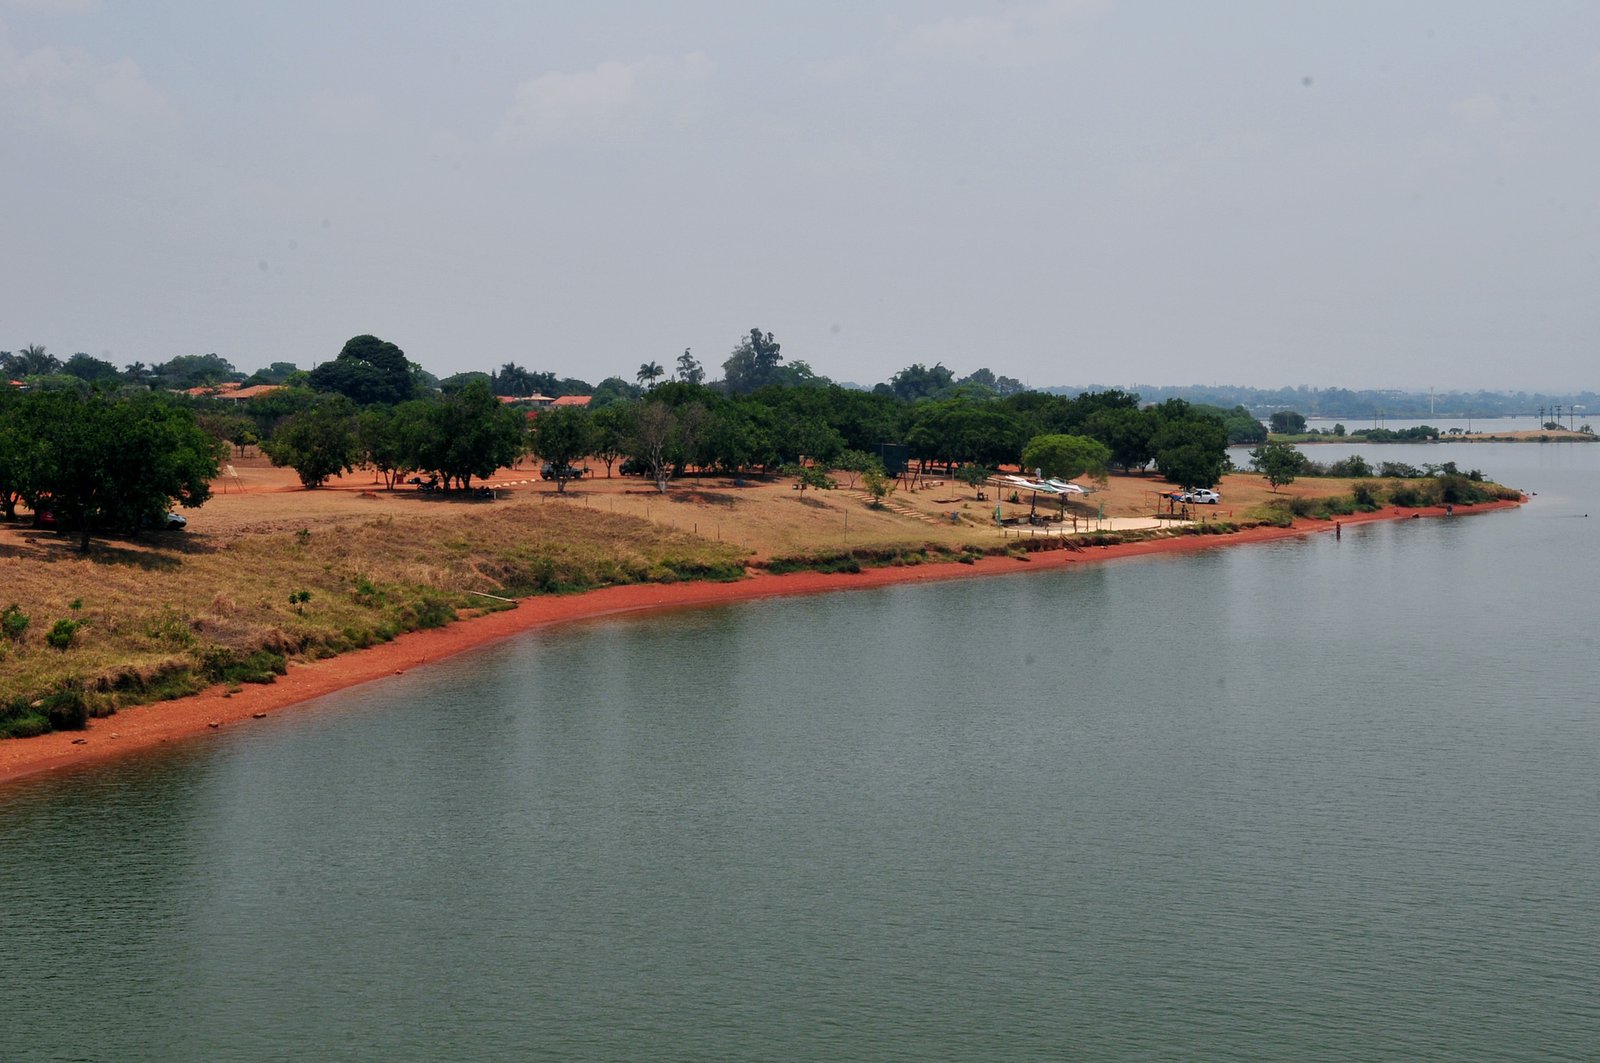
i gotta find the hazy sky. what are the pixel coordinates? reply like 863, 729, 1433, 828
4, 1, 1596, 391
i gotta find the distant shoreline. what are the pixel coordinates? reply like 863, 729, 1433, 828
0, 497, 1523, 790
1264, 430, 1596, 445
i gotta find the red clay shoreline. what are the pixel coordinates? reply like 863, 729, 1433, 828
0, 499, 1521, 787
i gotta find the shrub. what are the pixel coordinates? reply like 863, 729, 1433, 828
0, 712, 51, 739
1388, 483, 1434, 508
1, 604, 28, 643
1261, 502, 1295, 527
410, 594, 456, 630
46, 618, 84, 650
145, 605, 196, 646
1325, 455, 1373, 478
1351, 481, 1380, 509
1439, 475, 1472, 505
200, 647, 288, 685
42, 689, 89, 730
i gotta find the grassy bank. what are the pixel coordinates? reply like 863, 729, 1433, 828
1253, 475, 1522, 525
0, 503, 745, 737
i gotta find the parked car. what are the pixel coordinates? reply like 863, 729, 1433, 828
134, 509, 187, 531
540, 462, 586, 480
1173, 489, 1221, 505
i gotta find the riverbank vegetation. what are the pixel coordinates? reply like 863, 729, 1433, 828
2, 330, 1526, 739
1254, 473, 1521, 525
0, 504, 744, 738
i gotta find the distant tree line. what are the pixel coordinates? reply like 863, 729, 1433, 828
1079, 383, 1600, 421
242, 352, 1238, 495
5, 329, 1244, 528
8, 338, 1593, 423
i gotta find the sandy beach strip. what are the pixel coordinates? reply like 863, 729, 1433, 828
0, 499, 1520, 787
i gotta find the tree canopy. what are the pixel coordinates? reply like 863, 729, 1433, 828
262, 396, 361, 488
1150, 405, 1229, 489
717, 329, 823, 394
530, 406, 594, 493
1269, 410, 1308, 435
1, 391, 220, 550
1020, 434, 1111, 482
308, 334, 419, 406
1250, 439, 1310, 491
2, 345, 61, 378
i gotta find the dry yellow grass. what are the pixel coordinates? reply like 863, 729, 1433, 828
0, 469, 746, 726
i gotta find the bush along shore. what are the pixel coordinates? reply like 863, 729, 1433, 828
1259, 474, 1522, 525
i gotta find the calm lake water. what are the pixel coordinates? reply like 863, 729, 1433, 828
4, 443, 1598, 1061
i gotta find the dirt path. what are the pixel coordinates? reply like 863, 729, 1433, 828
0, 498, 1521, 788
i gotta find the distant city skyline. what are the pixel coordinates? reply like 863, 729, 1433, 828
4, 2, 1596, 392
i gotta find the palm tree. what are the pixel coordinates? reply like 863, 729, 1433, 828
636, 361, 664, 389
3, 344, 60, 378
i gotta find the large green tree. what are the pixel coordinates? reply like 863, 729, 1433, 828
308, 334, 419, 406
720, 328, 785, 395
490, 362, 548, 396
1250, 440, 1310, 492
149, 353, 239, 390
0, 387, 32, 520
357, 406, 407, 489
531, 406, 594, 493
2, 345, 61, 378
263, 396, 361, 488
1269, 410, 1308, 435
8, 392, 220, 551
62, 353, 122, 384
1151, 415, 1229, 489
591, 376, 642, 409
1082, 407, 1156, 472
627, 401, 679, 493
1020, 434, 1111, 482
590, 404, 629, 476
675, 348, 704, 385
423, 381, 526, 490
878, 362, 955, 403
